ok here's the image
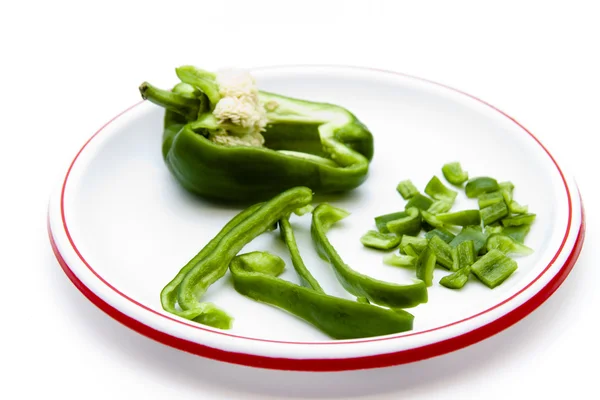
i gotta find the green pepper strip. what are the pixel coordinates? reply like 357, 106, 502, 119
159, 202, 263, 328
229, 252, 415, 339
311, 204, 428, 308
177, 187, 313, 318
279, 217, 324, 293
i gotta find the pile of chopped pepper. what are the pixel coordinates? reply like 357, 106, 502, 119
362, 162, 535, 290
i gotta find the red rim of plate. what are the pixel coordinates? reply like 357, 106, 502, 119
48, 66, 586, 371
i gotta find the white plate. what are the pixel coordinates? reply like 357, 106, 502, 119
48, 65, 585, 371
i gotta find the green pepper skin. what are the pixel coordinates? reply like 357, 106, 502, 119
230, 252, 415, 339
311, 204, 428, 308
145, 81, 374, 203
176, 187, 313, 323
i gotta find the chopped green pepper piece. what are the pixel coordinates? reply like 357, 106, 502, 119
279, 217, 323, 293
478, 191, 504, 209
403, 244, 420, 257
396, 180, 419, 200
425, 176, 458, 203
425, 227, 456, 243
437, 210, 481, 226
440, 267, 470, 289
486, 235, 534, 256
375, 211, 407, 233
442, 162, 469, 185
501, 213, 536, 227
502, 225, 531, 243
450, 226, 488, 254
498, 181, 515, 195
508, 200, 528, 214
484, 224, 504, 236
416, 247, 437, 287
427, 235, 454, 270
451, 240, 475, 271
501, 188, 511, 203
360, 230, 401, 250
428, 200, 454, 214
387, 207, 422, 235
420, 210, 447, 230
383, 254, 416, 268
230, 251, 415, 339
465, 177, 500, 198
480, 201, 509, 226
312, 204, 428, 308
471, 249, 518, 288
400, 235, 429, 255
405, 193, 434, 211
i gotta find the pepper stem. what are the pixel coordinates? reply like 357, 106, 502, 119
139, 82, 199, 120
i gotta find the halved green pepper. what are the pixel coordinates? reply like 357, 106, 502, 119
140, 66, 374, 202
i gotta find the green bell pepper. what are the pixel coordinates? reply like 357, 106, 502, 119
140, 66, 374, 202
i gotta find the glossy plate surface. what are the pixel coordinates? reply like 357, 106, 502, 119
48, 66, 584, 371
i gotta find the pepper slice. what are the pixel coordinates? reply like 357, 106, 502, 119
175, 187, 313, 325
452, 240, 476, 271
405, 193, 434, 211
442, 162, 469, 185
450, 226, 488, 254
502, 224, 531, 243
501, 213, 537, 227
425, 227, 456, 243
427, 235, 454, 270
396, 180, 419, 200
486, 235, 534, 256
360, 230, 401, 250
436, 210, 481, 226
478, 191, 504, 209
387, 207, 422, 235
279, 217, 323, 292
159, 202, 262, 328
140, 68, 374, 202
465, 177, 500, 198
383, 254, 416, 268
424, 176, 458, 203
229, 251, 415, 339
375, 211, 407, 233
480, 201, 509, 226
471, 249, 518, 288
415, 246, 437, 287
399, 235, 429, 255
311, 204, 428, 308
440, 267, 470, 289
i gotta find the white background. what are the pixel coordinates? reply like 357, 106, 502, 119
1, 1, 598, 399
